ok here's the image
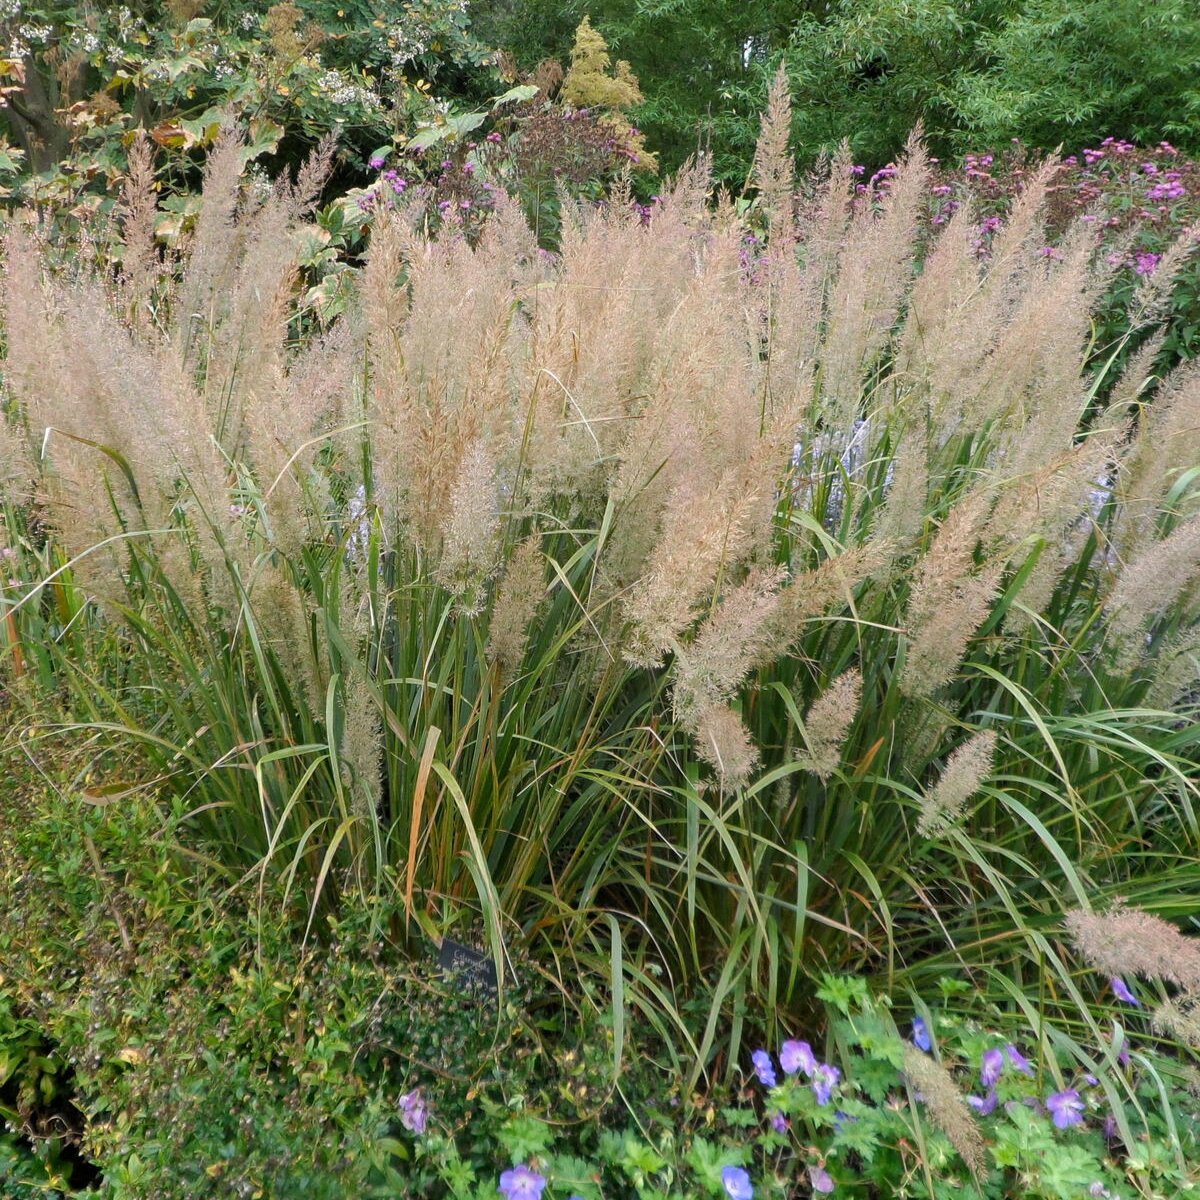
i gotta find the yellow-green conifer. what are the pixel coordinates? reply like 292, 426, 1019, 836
561, 17, 657, 172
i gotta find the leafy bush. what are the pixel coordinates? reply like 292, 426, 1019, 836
482, 0, 1200, 186
0, 0, 497, 214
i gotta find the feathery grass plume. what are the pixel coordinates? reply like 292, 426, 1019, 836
359, 209, 411, 524
1112, 361, 1200, 555
1151, 998, 1200, 1049
766, 540, 893, 655
287, 132, 337, 219
1129, 217, 1200, 327
173, 124, 246, 365
621, 454, 781, 668
433, 439, 501, 615
340, 670, 382, 829
906, 491, 992, 629
201, 183, 301, 454
694, 701, 759, 791
751, 66, 794, 242
896, 195, 978, 404
251, 561, 322, 716
246, 313, 356, 558
1066, 906, 1200, 993
0, 399, 32, 502
819, 132, 929, 425
604, 222, 767, 589
1104, 516, 1200, 668
487, 535, 547, 673
523, 182, 698, 505
917, 729, 997, 837
901, 564, 1002, 699
370, 205, 531, 552
798, 668, 863, 782
992, 435, 1118, 633
980, 225, 1105, 446
1144, 629, 1200, 710
4, 224, 238, 608
206, 135, 336, 453
672, 566, 785, 726
986, 434, 1116, 570
798, 143, 855, 314
901, 1044, 986, 1177
118, 130, 160, 319
2, 226, 66, 419
1095, 329, 1166, 433
922, 160, 1057, 435
876, 431, 928, 544
1003, 540, 1072, 635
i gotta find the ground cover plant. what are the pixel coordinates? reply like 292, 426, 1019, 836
1, 69, 1199, 1196
3, 745, 1199, 1198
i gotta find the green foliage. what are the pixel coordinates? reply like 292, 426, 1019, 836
951, 0, 1200, 152
479, 0, 1200, 184
0, 0, 498, 214
5, 765, 1195, 1200
0, 748, 662, 1197
1, 103, 1199, 1187
2, 15, 1200, 1196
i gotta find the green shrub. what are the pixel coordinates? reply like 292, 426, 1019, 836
0, 0, 497, 218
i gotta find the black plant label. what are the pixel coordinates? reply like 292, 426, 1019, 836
438, 937, 499, 998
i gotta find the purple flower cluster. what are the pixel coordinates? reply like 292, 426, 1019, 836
967, 1043, 1035, 1114
749, 1039, 842, 1108
929, 136, 1197, 272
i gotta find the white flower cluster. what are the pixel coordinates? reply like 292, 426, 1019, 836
316, 68, 382, 111
0, 0, 22, 20
114, 6, 144, 40
239, 12, 258, 31
246, 163, 273, 202
386, 13, 437, 66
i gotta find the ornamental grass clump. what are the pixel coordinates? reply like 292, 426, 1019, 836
1, 82, 1198, 1065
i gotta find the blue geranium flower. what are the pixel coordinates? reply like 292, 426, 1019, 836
812, 1063, 841, 1106
981, 1047, 1004, 1089
780, 1039, 817, 1076
1046, 1089, 1085, 1129
1005, 1043, 1034, 1076
912, 1016, 932, 1052
751, 1048, 777, 1087
1110, 977, 1140, 1006
498, 1164, 546, 1200
721, 1165, 754, 1200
